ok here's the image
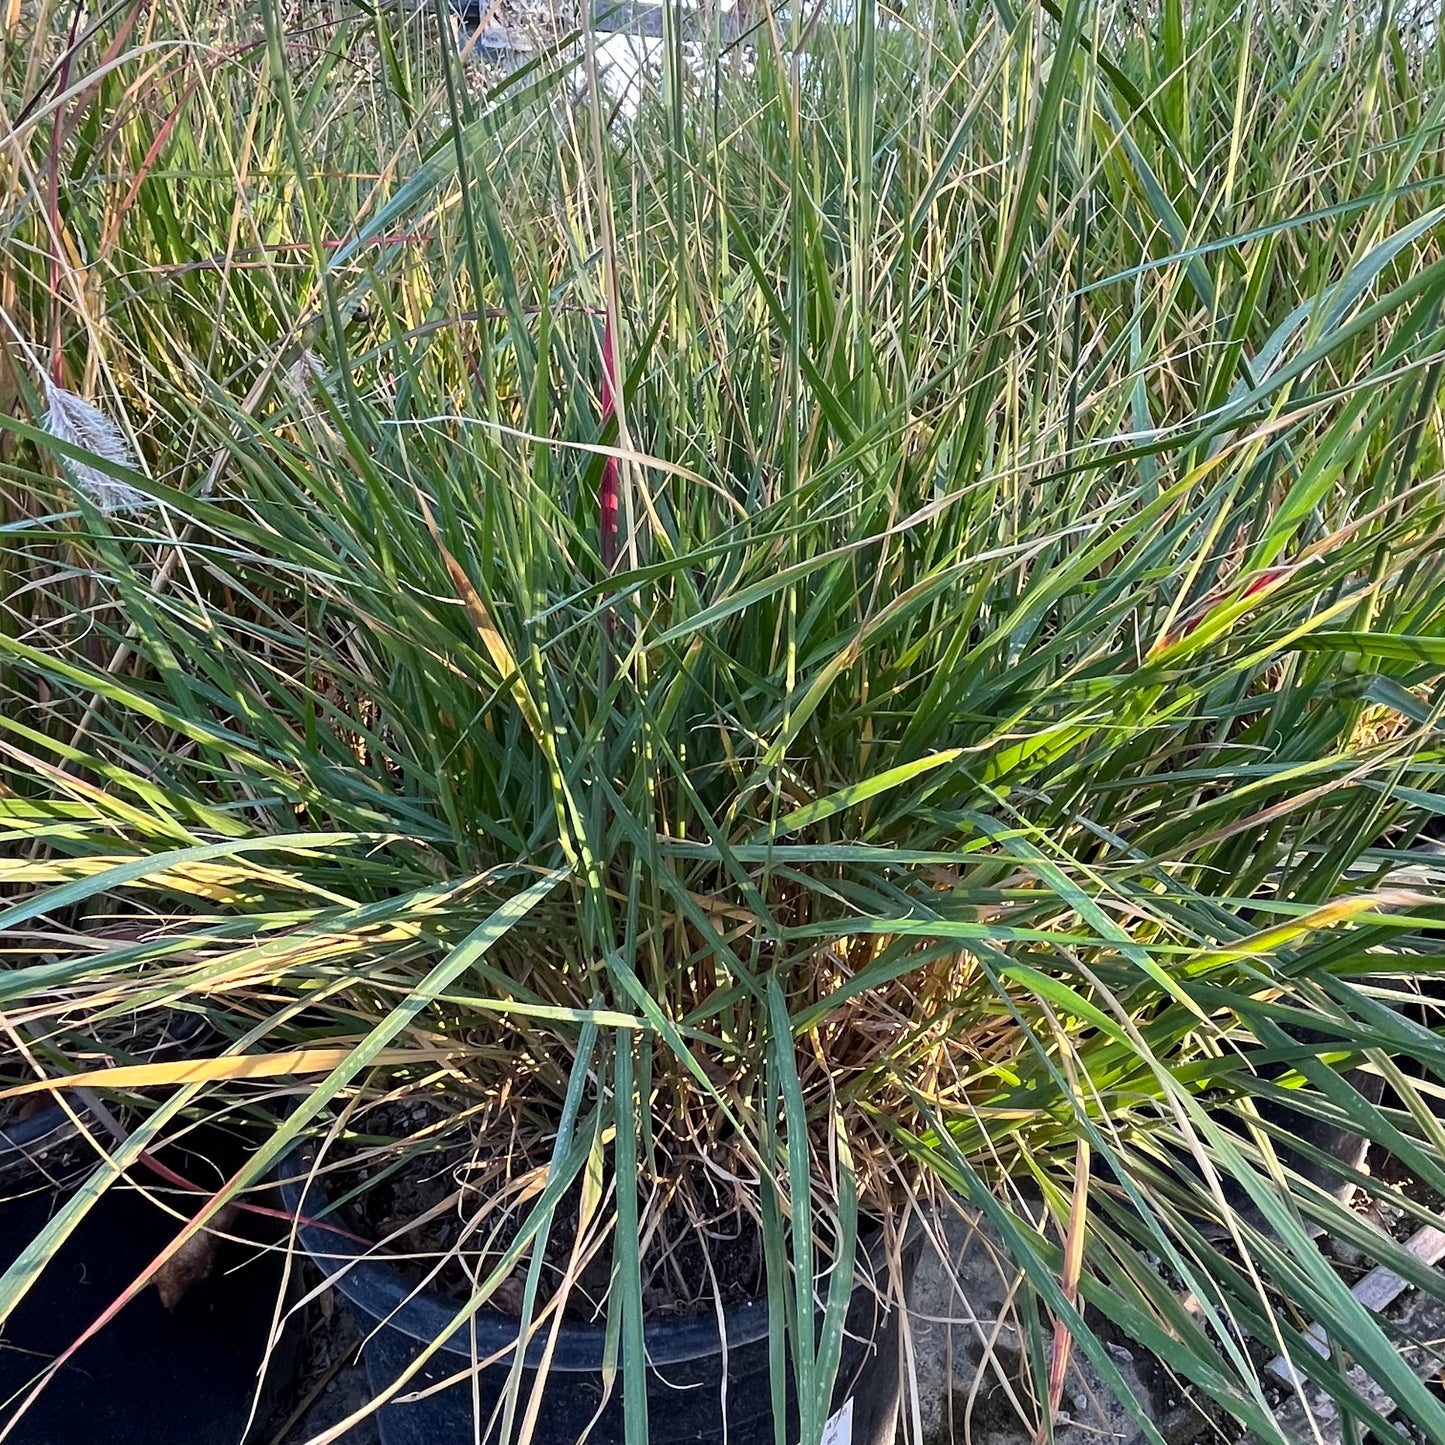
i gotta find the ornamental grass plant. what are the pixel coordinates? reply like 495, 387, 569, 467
4, 0, 1445, 1440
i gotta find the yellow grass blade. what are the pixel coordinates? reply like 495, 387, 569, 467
0, 1047, 465, 1099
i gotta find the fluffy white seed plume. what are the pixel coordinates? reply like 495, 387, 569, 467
285, 348, 331, 400
41, 376, 152, 511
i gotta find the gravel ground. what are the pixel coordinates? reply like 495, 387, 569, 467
268, 1280, 380, 1445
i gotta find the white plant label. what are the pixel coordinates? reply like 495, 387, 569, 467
819, 1398, 853, 1445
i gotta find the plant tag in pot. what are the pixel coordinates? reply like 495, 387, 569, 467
819, 1398, 853, 1445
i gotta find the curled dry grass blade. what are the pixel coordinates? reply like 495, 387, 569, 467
3, 0, 1445, 1441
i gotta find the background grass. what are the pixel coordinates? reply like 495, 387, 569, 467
4, 0, 1445, 1441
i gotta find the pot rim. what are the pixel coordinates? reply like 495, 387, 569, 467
276, 1139, 778, 1370
0, 1102, 80, 1162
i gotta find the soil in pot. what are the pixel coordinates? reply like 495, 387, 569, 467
0, 1116, 301, 1445
329, 1099, 767, 1324
284, 1099, 910, 1445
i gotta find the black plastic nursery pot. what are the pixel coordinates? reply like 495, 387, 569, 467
0, 1103, 298, 1445
280, 1138, 910, 1445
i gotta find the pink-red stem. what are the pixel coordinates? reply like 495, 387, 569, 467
599, 313, 620, 575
